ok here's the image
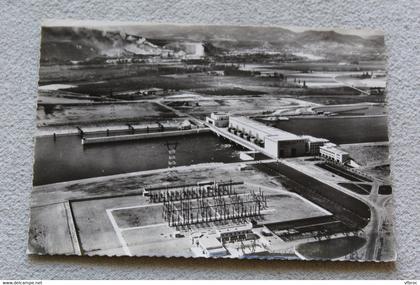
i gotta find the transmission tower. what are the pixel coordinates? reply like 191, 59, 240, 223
165, 141, 178, 181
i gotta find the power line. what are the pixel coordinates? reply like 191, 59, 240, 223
165, 141, 178, 181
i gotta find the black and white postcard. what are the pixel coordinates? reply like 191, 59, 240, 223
28, 20, 396, 261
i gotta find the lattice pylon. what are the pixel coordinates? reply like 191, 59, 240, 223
165, 142, 178, 181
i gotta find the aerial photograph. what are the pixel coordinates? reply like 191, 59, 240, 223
28, 21, 395, 261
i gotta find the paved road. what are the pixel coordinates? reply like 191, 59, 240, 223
333, 75, 370, 95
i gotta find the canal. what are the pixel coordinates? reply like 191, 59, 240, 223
259, 116, 389, 144
33, 132, 243, 186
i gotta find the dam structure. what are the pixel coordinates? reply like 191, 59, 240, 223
205, 112, 346, 161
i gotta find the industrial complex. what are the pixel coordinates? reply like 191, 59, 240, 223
208, 113, 348, 162
29, 22, 395, 261
29, 105, 393, 260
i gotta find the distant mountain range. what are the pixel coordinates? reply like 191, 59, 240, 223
40, 25, 385, 64
41, 28, 166, 63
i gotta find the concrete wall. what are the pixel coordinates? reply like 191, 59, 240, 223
278, 140, 307, 158
264, 137, 306, 158
264, 137, 279, 158
82, 128, 211, 145
207, 117, 229, 127
229, 118, 267, 140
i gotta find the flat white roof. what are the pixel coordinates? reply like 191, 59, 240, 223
217, 223, 252, 234
320, 145, 349, 155
230, 116, 302, 141
198, 236, 224, 250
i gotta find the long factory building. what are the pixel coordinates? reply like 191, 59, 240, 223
207, 113, 349, 163
228, 116, 307, 158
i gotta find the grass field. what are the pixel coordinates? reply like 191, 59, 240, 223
70, 195, 148, 255
299, 94, 386, 105
39, 64, 165, 84
313, 104, 387, 116
68, 75, 207, 96
262, 194, 329, 224
113, 205, 164, 228
341, 143, 390, 179
295, 236, 366, 260
341, 143, 389, 167
122, 225, 192, 257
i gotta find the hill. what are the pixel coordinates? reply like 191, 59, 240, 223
40, 25, 385, 64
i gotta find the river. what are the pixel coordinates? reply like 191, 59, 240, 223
33, 132, 242, 186
259, 116, 389, 144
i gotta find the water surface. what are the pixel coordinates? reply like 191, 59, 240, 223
259, 116, 388, 144
33, 133, 242, 186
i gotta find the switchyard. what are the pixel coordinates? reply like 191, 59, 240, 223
162, 190, 267, 227
37, 164, 336, 257
144, 180, 243, 203
145, 180, 268, 227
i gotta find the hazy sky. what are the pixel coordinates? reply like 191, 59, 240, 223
286, 25, 383, 38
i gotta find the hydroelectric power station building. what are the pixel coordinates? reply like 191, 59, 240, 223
206, 113, 349, 161
228, 116, 307, 158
